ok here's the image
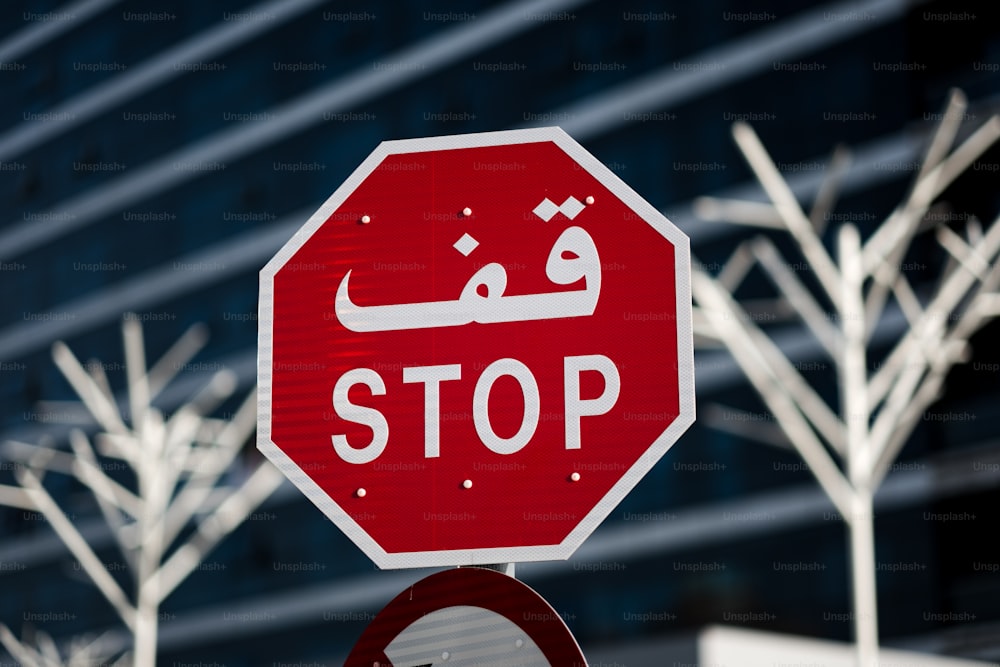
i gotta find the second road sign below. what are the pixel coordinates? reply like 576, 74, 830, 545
344, 567, 587, 666
258, 126, 695, 569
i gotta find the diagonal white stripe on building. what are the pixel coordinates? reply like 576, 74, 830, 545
0, 0, 121, 65
521, 0, 907, 140
0, 0, 325, 160
0, 0, 593, 259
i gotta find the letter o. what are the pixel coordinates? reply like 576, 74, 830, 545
473, 358, 539, 455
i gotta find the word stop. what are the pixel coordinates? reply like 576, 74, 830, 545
331, 355, 620, 464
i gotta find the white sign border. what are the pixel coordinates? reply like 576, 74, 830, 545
258, 126, 696, 570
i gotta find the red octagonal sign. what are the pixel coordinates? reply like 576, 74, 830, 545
258, 128, 694, 569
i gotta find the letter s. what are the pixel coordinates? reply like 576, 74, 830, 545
331, 368, 388, 464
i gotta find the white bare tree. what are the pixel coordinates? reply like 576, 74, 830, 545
0, 318, 285, 667
690, 89, 1000, 666
0, 623, 127, 667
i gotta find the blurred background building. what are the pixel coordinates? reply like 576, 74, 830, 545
1, 0, 999, 664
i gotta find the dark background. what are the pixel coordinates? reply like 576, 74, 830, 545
1, 0, 999, 663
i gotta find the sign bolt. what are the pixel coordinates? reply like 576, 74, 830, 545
585, 196, 595, 205
570, 472, 581, 482
462, 207, 472, 217
462, 479, 473, 489
355, 488, 367, 498
360, 215, 371, 224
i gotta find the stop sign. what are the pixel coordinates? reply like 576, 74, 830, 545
258, 127, 694, 569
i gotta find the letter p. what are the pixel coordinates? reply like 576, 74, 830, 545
564, 354, 620, 449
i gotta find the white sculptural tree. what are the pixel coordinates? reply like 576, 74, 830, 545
0, 624, 125, 667
0, 318, 285, 667
691, 89, 1000, 667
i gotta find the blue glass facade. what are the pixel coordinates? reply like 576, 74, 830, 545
2, 0, 999, 663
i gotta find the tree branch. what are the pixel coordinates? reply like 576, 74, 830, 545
146, 323, 209, 400
122, 318, 151, 438
869, 214, 1000, 406
0, 482, 34, 510
694, 197, 784, 229
16, 468, 136, 632
838, 224, 872, 488
0, 624, 42, 667
51, 343, 130, 442
3, 440, 142, 518
692, 268, 853, 515
154, 462, 283, 602
67, 429, 136, 569
732, 122, 844, 308
808, 144, 850, 235
751, 236, 843, 358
